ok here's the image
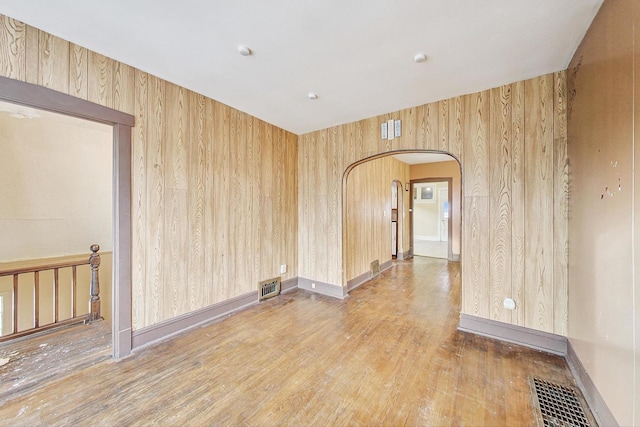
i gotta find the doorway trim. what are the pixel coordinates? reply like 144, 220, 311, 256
391, 179, 404, 260
0, 76, 134, 358
410, 177, 453, 260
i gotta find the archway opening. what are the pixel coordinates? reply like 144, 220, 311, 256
342, 150, 461, 292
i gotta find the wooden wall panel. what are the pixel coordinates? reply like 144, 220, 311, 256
24, 24, 38, 85
0, 15, 299, 331
132, 69, 148, 329
438, 99, 449, 152
38, 31, 69, 94
462, 196, 490, 317
449, 96, 465, 161
212, 102, 230, 302
164, 83, 189, 318
489, 85, 513, 323
68, 44, 88, 100
524, 74, 554, 333
203, 98, 215, 305
553, 71, 568, 336
88, 52, 113, 108
113, 62, 135, 115
146, 74, 165, 325
328, 126, 342, 279
402, 106, 419, 148
463, 91, 489, 197
0, 16, 25, 80
424, 103, 440, 151
285, 131, 298, 281
300, 72, 568, 336
187, 93, 206, 311
511, 80, 526, 327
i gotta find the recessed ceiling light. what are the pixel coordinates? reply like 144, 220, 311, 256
308, 93, 318, 100
238, 45, 252, 56
413, 53, 427, 63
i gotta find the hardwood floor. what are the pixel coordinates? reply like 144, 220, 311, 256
0, 321, 111, 403
0, 257, 576, 426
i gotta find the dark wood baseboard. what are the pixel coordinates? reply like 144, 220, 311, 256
298, 277, 348, 299
457, 314, 567, 356
346, 259, 393, 292
281, 277, 298, 293
347, 270, 370, 292
131, 291, 259, 351
458, 314, 620, 425
566, 340, 619, 426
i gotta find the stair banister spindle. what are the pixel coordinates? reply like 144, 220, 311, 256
86, 244, 101, 323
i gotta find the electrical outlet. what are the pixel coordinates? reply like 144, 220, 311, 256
503, 298, 516, 310
280, 264, 287, 274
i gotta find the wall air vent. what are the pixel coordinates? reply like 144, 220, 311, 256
259, 277, 281, 301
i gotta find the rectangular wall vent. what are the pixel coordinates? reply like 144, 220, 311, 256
370, 259, 381, 279
530, 377, 595, 427
259, 277, 281, 301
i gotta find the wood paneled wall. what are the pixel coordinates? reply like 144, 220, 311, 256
0, 13, 568, 336
0, 15, 298, 331
299, 73, 568, 335
345, 156, 410, 280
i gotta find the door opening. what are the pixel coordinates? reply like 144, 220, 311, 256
391, 181, 399, 259
410, 178, 452, 260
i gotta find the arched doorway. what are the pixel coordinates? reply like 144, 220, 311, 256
342, 150, 461, 291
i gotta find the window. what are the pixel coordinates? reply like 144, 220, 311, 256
414, 183, 436, 203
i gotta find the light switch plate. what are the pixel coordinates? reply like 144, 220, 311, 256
394, 119, 401, 137
387, 119, 394, 140
381, 122, 387, 140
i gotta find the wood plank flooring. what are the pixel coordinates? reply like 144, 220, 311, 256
0, 257, 576, 426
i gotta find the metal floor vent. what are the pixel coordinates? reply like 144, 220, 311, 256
531, 377, 595, 427
259, 277, 281, 300
370, 259, 381, 279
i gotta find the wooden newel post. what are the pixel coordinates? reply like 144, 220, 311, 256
87, 244, 101, 323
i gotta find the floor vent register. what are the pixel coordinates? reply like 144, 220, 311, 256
530, 377, 596, 427
259, 277, 281, 301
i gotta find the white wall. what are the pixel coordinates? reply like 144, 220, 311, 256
0, 103, 112, 261
567, 1, 638, 424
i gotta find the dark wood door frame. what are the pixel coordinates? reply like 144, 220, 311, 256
0, 76, 134, 358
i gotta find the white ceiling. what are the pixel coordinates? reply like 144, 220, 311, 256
0, 0, 602, 135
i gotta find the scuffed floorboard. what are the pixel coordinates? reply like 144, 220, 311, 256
0, 321, 111, 403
